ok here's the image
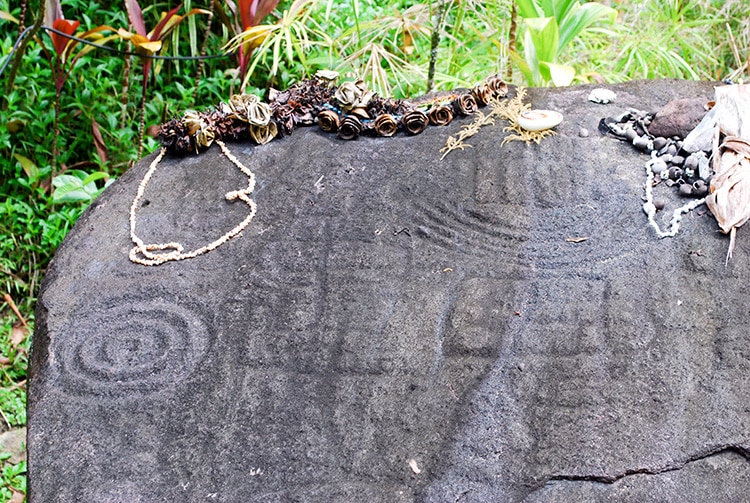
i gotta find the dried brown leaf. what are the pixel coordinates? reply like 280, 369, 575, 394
91, 118, 109, 163
10, 324, 28, 349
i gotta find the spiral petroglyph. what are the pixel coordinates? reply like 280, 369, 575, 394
58, 297, 210, 397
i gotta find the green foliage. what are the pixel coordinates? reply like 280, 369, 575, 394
513, 0, 617, 86
52, 170, 113, 204
0, 316, 30, 429
0, 457, 26, 502
227, 0, 324, 90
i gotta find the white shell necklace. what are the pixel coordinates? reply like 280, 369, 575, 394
129, 140, 256, 266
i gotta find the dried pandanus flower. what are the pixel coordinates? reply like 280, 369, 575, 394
182, 111, 203, 135
349, 107, 371, 120
334, 80, 373, 113
228, 94, 271, 126
250, 121, 278, 145
402, 110, 429, 135
228, 94, 257, 117
317, 109, 340, 133
247, 101, 272, 126
452, 93, 478, 116
195, 126, 215, 151
429, 105, 454, 126
315, 69, 339, 86
338, 115, 363, 140
334, 81, 362, 112
374, 114, 398, 137
182, 111, 215, 153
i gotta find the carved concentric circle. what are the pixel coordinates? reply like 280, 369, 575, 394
58, 296, 211, 397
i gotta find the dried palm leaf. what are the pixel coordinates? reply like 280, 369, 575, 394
706, 137, 750, 264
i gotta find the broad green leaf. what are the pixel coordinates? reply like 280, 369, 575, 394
546, 0, 580, 23
525, 16, 560, 64
539, 61, 576, 86
559, 3, 617, 51
516, 0, 544, 19
522, 29, 540, 81
81, 172, 109, 186
52, 172, 100, 204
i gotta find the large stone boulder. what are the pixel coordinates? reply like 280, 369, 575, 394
29, 80, 750, 502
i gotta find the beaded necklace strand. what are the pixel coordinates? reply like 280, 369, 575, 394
129, 140, 257, 266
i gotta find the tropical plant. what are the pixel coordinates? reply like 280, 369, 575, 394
38, 0, 115, 178
511, 0, 617, 86
214, 0, 279, 92
336, 3, 430, 96
226, 0, 325, 91
119, 0, 207, 155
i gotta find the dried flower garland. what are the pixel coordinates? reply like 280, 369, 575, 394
157, 71, 509, 154
130, 71, 511, 265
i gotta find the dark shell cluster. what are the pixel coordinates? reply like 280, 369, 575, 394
158, 72, 509, 155
600, 109, 712, 200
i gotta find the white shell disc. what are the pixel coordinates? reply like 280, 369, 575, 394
517, 110, 563, 132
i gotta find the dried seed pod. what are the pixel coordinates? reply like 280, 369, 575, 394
338, 115, 363, 140
175, 135, 194, 154
317, 109, 340, 133
374, 113, 398, 137
428, 105, 454, 126
678, 182, 694, 197
402, 109, 428, 135
452, 93, 478, 116
471, 83, 492, 106
692, 179, 709, 197
274, 114, 295, 137
159, 118, 189, 152
249, 121, 278, 145
485, 75, 508, 98
653, 136, 668, 151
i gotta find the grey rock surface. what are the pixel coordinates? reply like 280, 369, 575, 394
29, 80, 750, 502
